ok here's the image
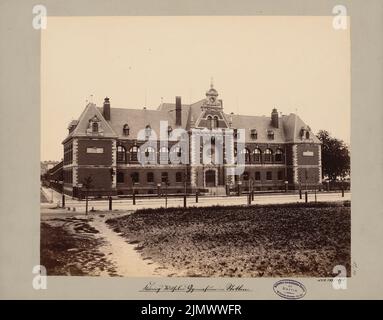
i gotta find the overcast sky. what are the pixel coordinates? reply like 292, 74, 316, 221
41, 16, 350, 161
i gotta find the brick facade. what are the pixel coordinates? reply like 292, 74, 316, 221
61, 85, 322, 197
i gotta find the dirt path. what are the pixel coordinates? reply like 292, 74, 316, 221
89, 214, 165, 277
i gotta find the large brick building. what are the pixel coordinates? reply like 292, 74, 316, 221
62, 84, 322, 197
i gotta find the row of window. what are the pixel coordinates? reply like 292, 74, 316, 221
239, 170, 285, 181
121, 120, 277, 141
116, 170, 285, 184
117, 171, 184, 184
117, 145, 285, 164
63, 144, 73, 165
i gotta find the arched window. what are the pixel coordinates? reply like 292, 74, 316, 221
117, 145, 126, 163
123, 124, 130, 136
147, 172, 154, 183
129, 146, 139, 162
207, 116, 213, 129
144, 146, 156, 163
267, 130, 274, 140
306, 131, 310, 139
241, 148, 251, 163
264, 148, 273, 162
92, 122, 98, 133
212, 116, 219, 129
159, 146, 169, 164
253, 148, 261, 162
275, 148, 284, 162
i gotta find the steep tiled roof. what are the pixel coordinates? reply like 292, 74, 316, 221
64, 98, 320, 144
63, 103, 117, 143
228, 113, 286, 143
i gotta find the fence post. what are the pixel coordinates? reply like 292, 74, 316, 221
305, 191, 308, 203
109, 196, 112, 211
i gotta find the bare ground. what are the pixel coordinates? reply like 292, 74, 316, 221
41, 217, 118, 276
106, 202, 351, 277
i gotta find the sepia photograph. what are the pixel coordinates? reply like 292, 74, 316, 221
39, 16, 351, 278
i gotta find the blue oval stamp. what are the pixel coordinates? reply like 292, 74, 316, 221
273, 279, 306, 300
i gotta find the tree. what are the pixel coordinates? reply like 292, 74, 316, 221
316, 130, 350, 180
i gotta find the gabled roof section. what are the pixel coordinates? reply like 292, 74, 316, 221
282, 113, 321, 144
62, 103, 117, 143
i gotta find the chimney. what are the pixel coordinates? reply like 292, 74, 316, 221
103, 97, 111, 121
271, 108, 279, 128
175, 96, 182, 126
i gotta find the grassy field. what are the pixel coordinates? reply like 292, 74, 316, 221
106, 202, 351, 277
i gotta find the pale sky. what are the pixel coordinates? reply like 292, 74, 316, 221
41, 16, 350, 161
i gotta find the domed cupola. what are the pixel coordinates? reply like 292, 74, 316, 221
205, 79, 220, 105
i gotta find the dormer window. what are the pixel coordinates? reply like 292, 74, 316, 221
251, 129, 257, 140
145, 125, 152, 139
267, 129, 274, 140
86, 115, 103, 135
233, 129, 239, 139
300, 126, 311, 140
167, 126, 173, 136
123, 124, 130, 136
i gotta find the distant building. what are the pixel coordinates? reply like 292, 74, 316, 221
41, 160, 60, 175
61, 84, 321, 197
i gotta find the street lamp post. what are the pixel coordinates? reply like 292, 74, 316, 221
305, 168, 308, 203
251, 178, 254, 201
157, 183, 161, 198
195, 171, 199, 203
183, 167, 187, 208
165, 179, 168, 208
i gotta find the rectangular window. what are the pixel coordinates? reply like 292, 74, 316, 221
277, 171, 284, 180
161, 172, 168, 183
131, 172, 139, 184
147, 172, 154, 183
86, 147, 104, 154
266, 171, 272, 180
117, 172, 124, 183
255, 171, 261, 180
176, 172, 183, 183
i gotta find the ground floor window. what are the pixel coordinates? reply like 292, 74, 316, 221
176, 172, 183, 183
266, 171, 272, 180
161, 172, 168, 183
255, 171, 261, 180
131, 172, 139, 184
147, 172, 154, 183
277, 170, 284, 180
117, 171, 124, 183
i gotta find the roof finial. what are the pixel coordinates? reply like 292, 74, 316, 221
210, 77, 214, 89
